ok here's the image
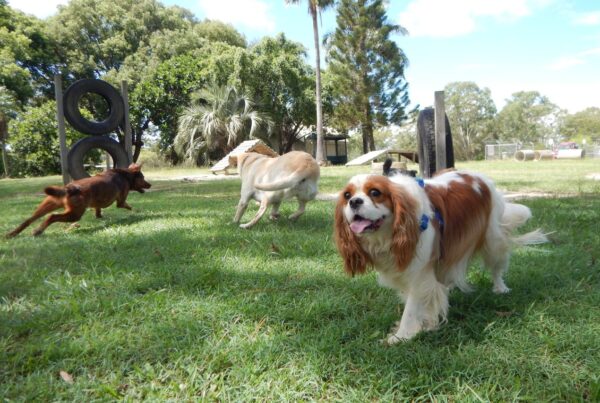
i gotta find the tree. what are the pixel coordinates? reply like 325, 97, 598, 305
444, 81, 497, 160
327, 0, 411, 153
130, 42, 253, 160
248, 34, 317, 154
7, 101, 91, 177
496, 91, 561, 146
45, 0, 200, 161
286, 0, 335, 165
174, 84, 271, 163
0, 86, 18, 177
561, 107, 600, 144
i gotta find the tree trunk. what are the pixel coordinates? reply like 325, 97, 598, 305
0, 119, 9, 177
311, 6, 326, 165
1, 139, 9, 178
362, 103, 375, 153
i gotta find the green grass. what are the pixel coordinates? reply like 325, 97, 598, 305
1, 160, 599, 401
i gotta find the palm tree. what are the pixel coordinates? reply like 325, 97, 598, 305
174, 84, 271, 164
286, 0, 335, 166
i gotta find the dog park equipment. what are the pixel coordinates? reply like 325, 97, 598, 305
417, 94, 455, 178
556, 148, 585, 159
55, 75, 132, 183
210, 139, 278, 175
345, 149, 389, 166
514, 150, 536, 161
345, 92, 454, 178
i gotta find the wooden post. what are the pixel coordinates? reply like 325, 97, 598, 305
434, 91, 447, 171
54, 74, 70, 185
121, 81, 133, 164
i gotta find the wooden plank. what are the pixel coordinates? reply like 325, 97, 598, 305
54, 74, 70, 185
345, 149, 388, 166
434, 91, 446, 171
121, 81, 133, 164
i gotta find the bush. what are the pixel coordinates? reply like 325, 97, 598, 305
7, 101, 94, 177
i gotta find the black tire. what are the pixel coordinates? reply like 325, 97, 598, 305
63, 79, 124, 135
67, 136, 129, 180
417, 107, 454, 178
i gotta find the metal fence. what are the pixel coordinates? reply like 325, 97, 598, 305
484, 143, 519, 160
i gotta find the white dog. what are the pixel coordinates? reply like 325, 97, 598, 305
230, 151, 320, 229
334, 171, 547, 344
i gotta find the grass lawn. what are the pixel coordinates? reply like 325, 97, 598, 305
1, 159, 599, 401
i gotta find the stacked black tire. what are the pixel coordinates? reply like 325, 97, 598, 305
417, 107, 454, 178
63, 79, 128, 179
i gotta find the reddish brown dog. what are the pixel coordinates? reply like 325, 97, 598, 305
6, 163, 151, 237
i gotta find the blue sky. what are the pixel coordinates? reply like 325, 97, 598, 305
10, 0, 600, 113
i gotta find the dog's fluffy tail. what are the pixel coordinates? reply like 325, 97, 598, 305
502, 202, 549, 246
44, 185, 81, 197
254, 171, 306, 191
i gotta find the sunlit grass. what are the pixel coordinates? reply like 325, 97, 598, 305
0, 159, 599, 401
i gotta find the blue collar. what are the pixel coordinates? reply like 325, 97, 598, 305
420, 211, 444, 232
415, 177, 444, 232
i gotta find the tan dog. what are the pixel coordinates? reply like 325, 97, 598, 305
230, 151, 320, 229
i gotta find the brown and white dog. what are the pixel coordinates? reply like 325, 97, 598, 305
334, 171, 547, 344
230, 151, 320, 229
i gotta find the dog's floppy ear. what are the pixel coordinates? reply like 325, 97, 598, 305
389, 183, 419, 271
333, 193, 371, 276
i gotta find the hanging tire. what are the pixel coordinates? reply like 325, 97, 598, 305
63, 79, 124, 135
417, 107, 454, 178
67, 136, 128, 180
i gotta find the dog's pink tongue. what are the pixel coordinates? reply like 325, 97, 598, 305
350, 219, 373, 234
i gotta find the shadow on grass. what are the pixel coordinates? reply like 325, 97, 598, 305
1, 196, 598, 400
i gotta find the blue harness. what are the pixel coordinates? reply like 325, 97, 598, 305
416, 178, 444, 232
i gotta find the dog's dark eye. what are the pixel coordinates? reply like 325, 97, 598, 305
369, 189, 381, 197
343, 191, 352, 200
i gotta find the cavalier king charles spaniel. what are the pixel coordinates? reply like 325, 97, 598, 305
334, 170, 547, 344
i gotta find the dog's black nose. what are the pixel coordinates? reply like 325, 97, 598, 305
349, 197, 364, 210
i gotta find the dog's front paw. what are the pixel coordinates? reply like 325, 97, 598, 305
239, 223, 253, 229
382, 333, 410, 346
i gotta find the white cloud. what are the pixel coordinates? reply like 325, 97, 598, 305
7, 0, 68, 18
548, 57, 585, 71
574, 11, 600, 26
547, 47, 600, 71
398, 0, 551, 38
197, 0, 276, 33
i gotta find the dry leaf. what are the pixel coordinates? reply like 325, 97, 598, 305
59, 370, 74, 384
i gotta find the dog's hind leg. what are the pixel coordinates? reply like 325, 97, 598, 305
483, 230, 512, 294
233, 200, 250, 223
269, 202, 281, 221
32, 206, 86, 236
239, 198, 269, 229
288, 199, 307, 221
6, 197, 62, 238
95, 208, 103, 218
